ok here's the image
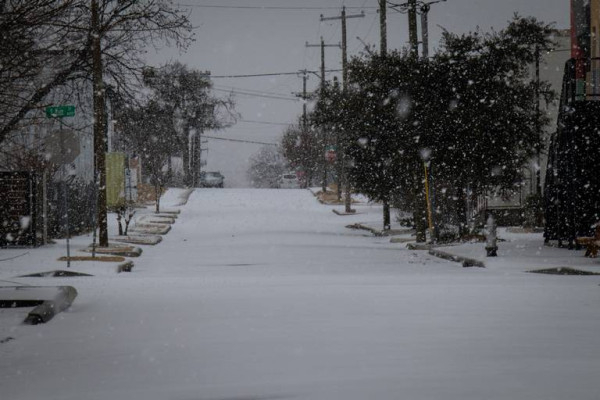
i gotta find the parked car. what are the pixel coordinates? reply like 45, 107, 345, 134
200, 171, 224, 188
279, 173, 300, 189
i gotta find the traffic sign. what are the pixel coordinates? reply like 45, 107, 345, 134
44, 130, 80, 164
45, 105, 75, 118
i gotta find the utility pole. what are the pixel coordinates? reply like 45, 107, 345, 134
379, 0, 392, 230
306, 38, 341, 192
388, 0, 447, 241
294, 70, 311, 129
380, 0, 387, 57
420, 3, 430, 59
408, 0, 418, 58
91, 0, 108, 247
420, 0, 446, 59
388, 0, 447, 58
535, 45, 542, 196
321, 7, 364, 213
302, 70, 308, 129
293, 70, 312, 188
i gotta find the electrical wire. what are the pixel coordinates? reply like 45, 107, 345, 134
211, 87, 299, 101
203, 135, 278, 146
239, 119, 290, 126
175, 4, 377, 11
210, 69, 341, 78
213, 84, 296, 98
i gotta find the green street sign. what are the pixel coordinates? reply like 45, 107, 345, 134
46, 105, 75, 118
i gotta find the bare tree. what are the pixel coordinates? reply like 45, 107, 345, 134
247, 146, 287, 188
0, 0, 193, 145
142, 62, 237, 186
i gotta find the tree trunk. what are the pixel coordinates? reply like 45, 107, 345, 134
92, 0, 108, 247
117, 211, 123, 236
182, 125, 191, 187
383, 198, 391, 230
322, 161, 328, 193
414, 187, 427, 242
155, 185, 161, 213
343, 163, 352, 213
456, 187, 469, 237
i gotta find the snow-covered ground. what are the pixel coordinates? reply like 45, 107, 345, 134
1, 188, 599, 400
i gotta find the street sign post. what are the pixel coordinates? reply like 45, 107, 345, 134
45, 105, 76, 267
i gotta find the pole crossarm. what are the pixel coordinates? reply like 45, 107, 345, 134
306, 42, 341, 49
387, 0, 446, 14
320, 10, 365, 21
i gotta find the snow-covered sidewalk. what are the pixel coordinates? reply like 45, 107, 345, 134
433, 228, 600, 274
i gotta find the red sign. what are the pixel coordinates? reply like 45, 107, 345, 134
325, 150, 336, 163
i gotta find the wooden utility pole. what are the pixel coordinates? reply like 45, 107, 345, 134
408, 0, 419, 58
306, 38, 341, 192
379, 0, 392, 230
91, 0, 108, 247
302, 70, 308, 130
535, 45, 542, 196
321, 7, 364, 213
420, 3, 430, 59
420, 0, 446, 59
380, 0, 387, 57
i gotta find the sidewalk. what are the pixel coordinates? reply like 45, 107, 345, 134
353, 218, 600, 274
433, 229, 600, 274
0, 188, 193, 280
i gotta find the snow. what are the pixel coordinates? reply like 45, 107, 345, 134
1, 188, 599, 400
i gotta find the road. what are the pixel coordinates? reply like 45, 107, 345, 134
1, 189, 599, 400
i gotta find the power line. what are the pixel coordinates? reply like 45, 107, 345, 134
212, 87, 299, 101
175, 4, 377, 11
213, 84, 295, 98
203, 135, 278, 146
210, 69, 342, 78
239, 119, 290, 126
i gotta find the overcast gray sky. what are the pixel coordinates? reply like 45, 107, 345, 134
149, 0, 570, 187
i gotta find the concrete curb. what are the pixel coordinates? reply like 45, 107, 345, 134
0, 286, 78, 325
82, 246, 142, 258
112, 235, 162, 246
333, 209, 357, 216
348, 223, 414, 237
129, 223, 171, 235
428, 249, 486, 268
407, 243, 433, 250
117, 261, 134, 273
154, 212, 178, 219
25, 286, 78, 325
347, 223, 384, 236
138, 216, 176, 225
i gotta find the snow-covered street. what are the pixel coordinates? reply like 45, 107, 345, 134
1, 188, 599, 400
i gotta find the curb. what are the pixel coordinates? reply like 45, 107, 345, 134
173, 188, 194, 206
25, 286, 78, 325
0, 286, 78, 325
130, 223, 171, 235
428, 249, 485, 268
112, 235, 162, 246
348, 223, 415, 237
82, 246, 142, 258
138, 215, 176, 225
117, 261, 134, 273
333, 209, 357, 216
347, 223, 384, 236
